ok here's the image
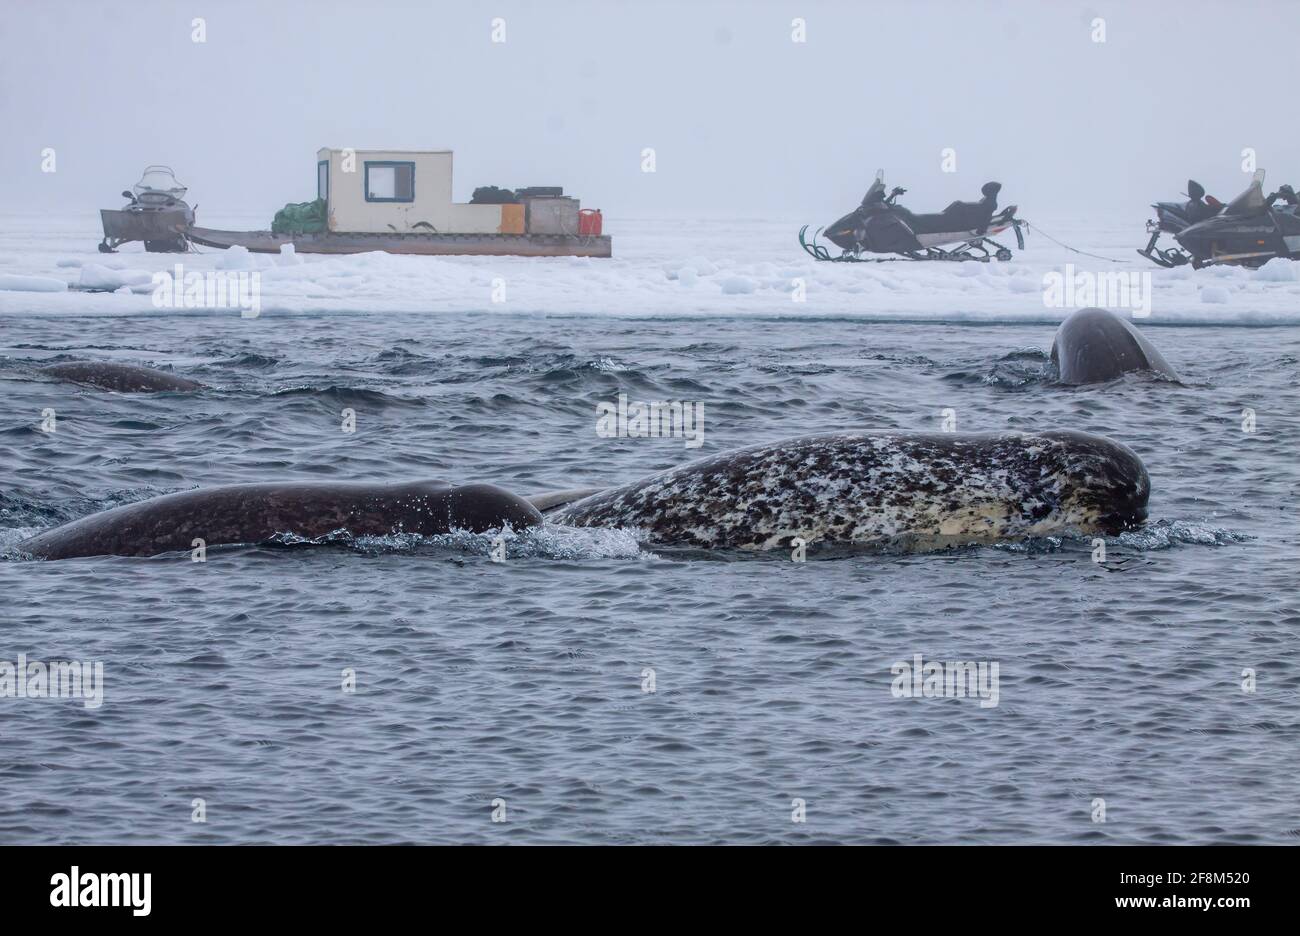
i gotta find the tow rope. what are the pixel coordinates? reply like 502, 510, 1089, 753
1022, 222, 1128, 264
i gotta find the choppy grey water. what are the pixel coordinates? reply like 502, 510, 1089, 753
1, 311, 1297, 844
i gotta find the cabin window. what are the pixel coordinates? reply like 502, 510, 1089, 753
364, 161, 415, 203
317, 160, 329, 202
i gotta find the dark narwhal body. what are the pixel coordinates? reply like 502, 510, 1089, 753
40, 361, 205, 392
19, 481, 541, 560
20, 423, 1152, 558
1050, 307, 1178, 385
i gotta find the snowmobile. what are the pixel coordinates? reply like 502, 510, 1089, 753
98, 166, 195, 253
1173, 170, 1300, 269
799, 170, 1024, 262
1136, 179, 1225, 267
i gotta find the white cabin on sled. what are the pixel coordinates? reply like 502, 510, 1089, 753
314, 147, 520, 235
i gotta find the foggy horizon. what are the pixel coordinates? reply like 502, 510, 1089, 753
2, 0, 1298, 221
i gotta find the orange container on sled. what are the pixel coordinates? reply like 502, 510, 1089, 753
578, 209, 603, 236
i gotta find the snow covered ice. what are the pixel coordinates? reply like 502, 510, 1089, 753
3, 211, 1300, 325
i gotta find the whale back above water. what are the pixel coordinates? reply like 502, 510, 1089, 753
549, 430, 1149, 550
40, 361, 205, 392
1050, 307, 1178, 385
18, 431, 1150, 559
19, 481, 542, 560
526, 488, 607, 512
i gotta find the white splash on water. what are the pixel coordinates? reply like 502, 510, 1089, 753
349, 523, 647, 561
1115, 518, 1251, 550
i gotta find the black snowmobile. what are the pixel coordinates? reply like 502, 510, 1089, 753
799, 170, 1025, 262
1174, 171, 1300, 269
1136, 179, 1225, 267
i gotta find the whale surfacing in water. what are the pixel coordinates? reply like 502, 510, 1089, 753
1050, 307, 1178, 385
40, 361, 205, 392
549, 430, 1149, 549
19, 481, 541, 560
19, 433, 1149, 559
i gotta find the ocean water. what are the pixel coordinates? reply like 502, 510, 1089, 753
1, 310, 1297, 844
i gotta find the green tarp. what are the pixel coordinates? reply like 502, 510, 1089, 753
272, 198, 327, 234
470, 185, 518, 205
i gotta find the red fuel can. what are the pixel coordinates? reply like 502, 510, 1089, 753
578, 209, 603, 236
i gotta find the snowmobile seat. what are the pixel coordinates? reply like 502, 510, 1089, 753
1180, 180, 1220, 224
1184, 198, 1220, 224
938, 182, 1001, 231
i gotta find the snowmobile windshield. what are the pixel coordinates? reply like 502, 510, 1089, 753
862, 173, 887, 207
133, 166, 187, 200
1224, 171, 1266, 217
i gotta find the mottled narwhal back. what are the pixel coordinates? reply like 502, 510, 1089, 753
550, 430, 1148, 549
1050, 307, 1178, 385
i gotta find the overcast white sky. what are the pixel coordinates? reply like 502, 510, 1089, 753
2, 0, 1296, 220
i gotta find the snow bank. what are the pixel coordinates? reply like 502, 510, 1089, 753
0, 273, 67, 292
216, 244, 255, 270
1253, 262, 1297, 283
719, 275, 756, 295
78, 264, 154, 291
3, 214, 1300, 324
